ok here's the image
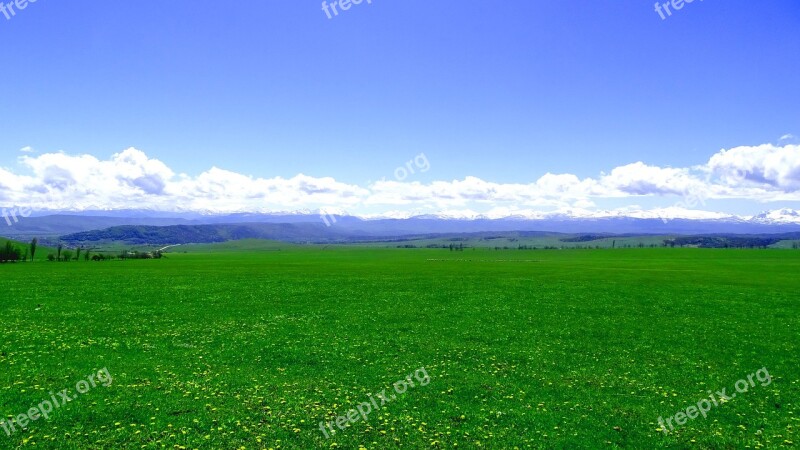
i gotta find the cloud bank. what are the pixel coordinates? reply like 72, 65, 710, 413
1, 144, 799, 217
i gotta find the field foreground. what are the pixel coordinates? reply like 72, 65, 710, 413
1, 247, 798, 448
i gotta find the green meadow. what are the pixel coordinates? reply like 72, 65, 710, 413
1, 246, 798, 448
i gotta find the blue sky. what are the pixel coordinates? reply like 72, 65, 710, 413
1, 0, 799, 218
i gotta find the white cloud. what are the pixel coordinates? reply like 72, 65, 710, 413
1, 144, 800, 216
19, 146, 35, 153
707, 144, 800, 192
5, 148, 369, 213
598, 162, 701, 196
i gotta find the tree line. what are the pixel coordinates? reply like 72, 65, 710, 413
0, 238, 163, 263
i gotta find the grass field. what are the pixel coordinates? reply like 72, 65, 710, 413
1, 246, 798, 448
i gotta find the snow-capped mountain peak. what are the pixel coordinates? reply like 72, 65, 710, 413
749, 208, 800, 224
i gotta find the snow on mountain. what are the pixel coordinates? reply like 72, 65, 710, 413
59, 206, 800, 224
749, 208, 800, 224
393, 207, 745, 222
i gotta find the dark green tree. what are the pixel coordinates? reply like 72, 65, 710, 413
0, 241, 21, 263
30, 238, 38, 261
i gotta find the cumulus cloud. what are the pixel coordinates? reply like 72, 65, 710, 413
707, 144, 800, 192
3, 148, 368, 213
19, 146, 35, 153
598, 162, 701, 196
1, 144, 799, 216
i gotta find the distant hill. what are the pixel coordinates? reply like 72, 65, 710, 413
0, 215, 193, 239
59, 223, 355, 245
57, 222, 800, 249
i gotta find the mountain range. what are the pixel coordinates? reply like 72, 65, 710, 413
3, 208, 800, 243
